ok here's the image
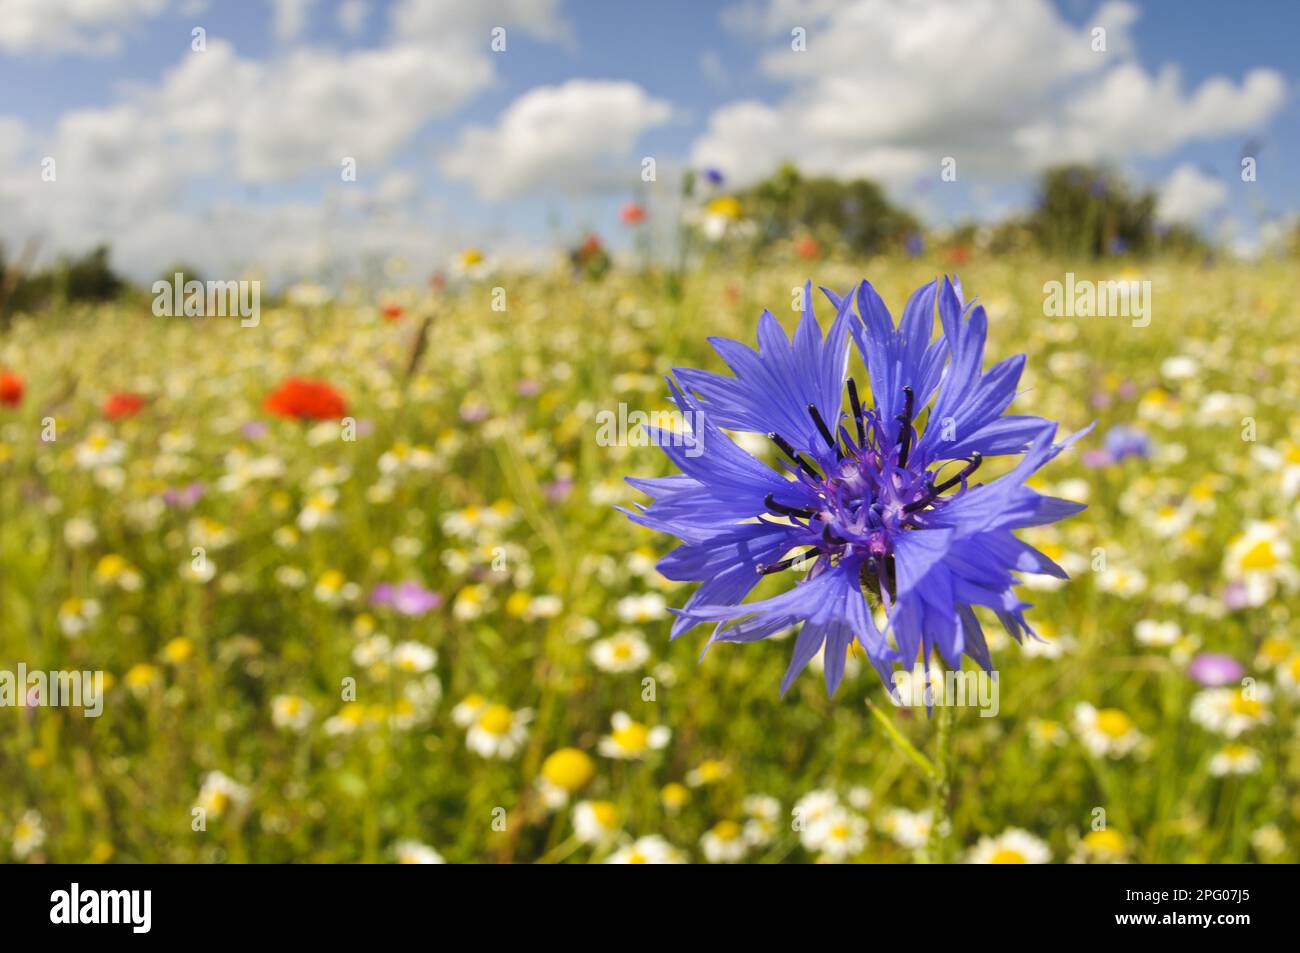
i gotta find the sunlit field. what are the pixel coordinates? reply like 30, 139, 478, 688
2, 254, 1297, 863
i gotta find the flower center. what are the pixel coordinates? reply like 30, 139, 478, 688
477, 704, 513, 735
757, 381, 983, 600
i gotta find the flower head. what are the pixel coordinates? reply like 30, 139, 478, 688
624, 277, 1090, 695
264, 377, 348, 421
370, 580, 442, 617
0, 370, 25, 407
103, 392, 147, 420
966, 827, 1050, 864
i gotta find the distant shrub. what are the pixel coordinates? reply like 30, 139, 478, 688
728, 163, 921, 257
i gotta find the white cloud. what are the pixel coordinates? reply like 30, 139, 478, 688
270, 0, 317, 42
441, 80, 673, 201
1017, 64, 1288, 167
0, 0, 573, 280
0, 0, 169, 54
337, 0, 369, 36
389, 0, 570, 46
1156, 163, 1228, 225
695, 0, 1286, 189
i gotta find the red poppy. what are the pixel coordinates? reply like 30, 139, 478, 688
794, 235, 821, 259
620, 202, 647, 225
381, 303, 405, 321
0, 371, 23, 407
103, 392, 146, 420
264, 378, 348, 421
580, 234, 603, 255
943, 244, 972, 266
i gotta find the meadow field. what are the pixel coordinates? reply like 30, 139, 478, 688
1, 254, 1297, 863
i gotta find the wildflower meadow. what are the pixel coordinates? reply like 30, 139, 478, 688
2, 254, 1297, 865
0, 1, 1297, 877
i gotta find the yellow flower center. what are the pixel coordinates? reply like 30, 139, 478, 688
477, 704, 513, 735
713, 820, 742, 841
612, 721, 649, 752
1095, 709, 1133, 738
1083, 829, 1124, 854
1229, 693, 1262, 717
1239, 540, 1279, 571
989, 848, 1027, 864
542, 749, 595, 792
591, 801, 618, 828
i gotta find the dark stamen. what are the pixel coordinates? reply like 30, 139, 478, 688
764, 493, 817, 520
756, 548, 819, 575
933, 453, 982, 495
822, 523, 847, 545
847, 378, 866, 447
901, 486, 935, 514
807, 403, 843, 459
768, 432, 820, 479
896, 385, 914, 468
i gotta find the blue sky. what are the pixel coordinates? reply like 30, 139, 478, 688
1, 0, 1296, 282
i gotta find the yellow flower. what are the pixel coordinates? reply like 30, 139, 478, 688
541, 748, 595, 793
660, 782, 689, 812
505, 590, 532, 618
686, 759, 730, 787
162, 637, 194, 665
124, 663, 161, 693
706, 196, 742, 219
1081, 828, 1126, 859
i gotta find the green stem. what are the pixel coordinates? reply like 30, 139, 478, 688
924, 705, 953, 864
866, 701, 936, 782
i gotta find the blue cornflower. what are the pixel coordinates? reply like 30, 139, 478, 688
1102, 424, 1151, 462
624, 277, 1092, 696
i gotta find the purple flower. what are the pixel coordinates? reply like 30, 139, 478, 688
1187, 653, 1245, 687
371, 580, 441, 617
624, 276, 1091, 696
1081, 448, 1114, 469
544, 477, 574, 503
241, 421, 269, 440
163, 481, 206, 509
703, 167, 725, 186
1222, 582, 1251, 611
1102, 425, 1150, 462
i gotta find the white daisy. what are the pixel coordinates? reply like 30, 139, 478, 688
393, 840, 445, 864
597, 711, 670, 760
967, 828, 1051, 864
605, 835, 686, 864
1073, 703, 1145, 758
590, 630, 650, 673
465, 703, 531, 759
